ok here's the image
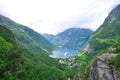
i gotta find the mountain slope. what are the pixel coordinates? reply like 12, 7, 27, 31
0, 24, 24, 79
0, 15, 53, 54
86, 5, 120, 53
43, 28, 93, 49
82, 5, 120, 80
0, 24, 66, 80
42, 33, 55, 42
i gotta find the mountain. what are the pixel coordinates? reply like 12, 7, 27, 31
0, 15, 53, 54
82, 5, 120, 80
42, 33, 55, 44
0, 24, 67, 80
0, 24, 22, 79
85, 5, 120, 53
43, 28, 93, 50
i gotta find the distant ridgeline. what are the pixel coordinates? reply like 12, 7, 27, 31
43, 28, 93, 50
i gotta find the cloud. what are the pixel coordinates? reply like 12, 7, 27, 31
0, 0, 120, 34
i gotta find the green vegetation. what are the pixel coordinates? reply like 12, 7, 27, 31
108, 39, 120, 77
0, 25, 67, 80
88, 5, 120, 53
0, 36, 13, 53
109, 54, 120, 77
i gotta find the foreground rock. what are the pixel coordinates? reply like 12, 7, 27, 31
90, 53, 119, 80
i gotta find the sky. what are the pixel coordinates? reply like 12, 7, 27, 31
0, 0, 120, 34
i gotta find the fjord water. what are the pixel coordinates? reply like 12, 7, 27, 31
50, 48, 78, 58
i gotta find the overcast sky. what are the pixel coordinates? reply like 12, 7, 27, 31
0, 0, 120, 34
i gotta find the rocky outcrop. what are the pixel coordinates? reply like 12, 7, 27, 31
84, 43, 94, 53
90, 53, 119, 80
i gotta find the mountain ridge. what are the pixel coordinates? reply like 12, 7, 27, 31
0, 15, 53, 54
43, 28, 93, 50
82, 4, 120, 80
85, 4, 120, 53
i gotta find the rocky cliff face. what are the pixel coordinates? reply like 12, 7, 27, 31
90, 53, 119, 80
84, 43, 94, 53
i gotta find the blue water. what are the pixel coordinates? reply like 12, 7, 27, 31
49, 48, 78, 58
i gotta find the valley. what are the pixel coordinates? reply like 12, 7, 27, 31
0, 3, 120, 80
43, 28, 93, 59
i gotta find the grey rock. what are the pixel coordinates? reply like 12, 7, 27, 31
90, 53, 119, 80
85, 43, 94, 53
